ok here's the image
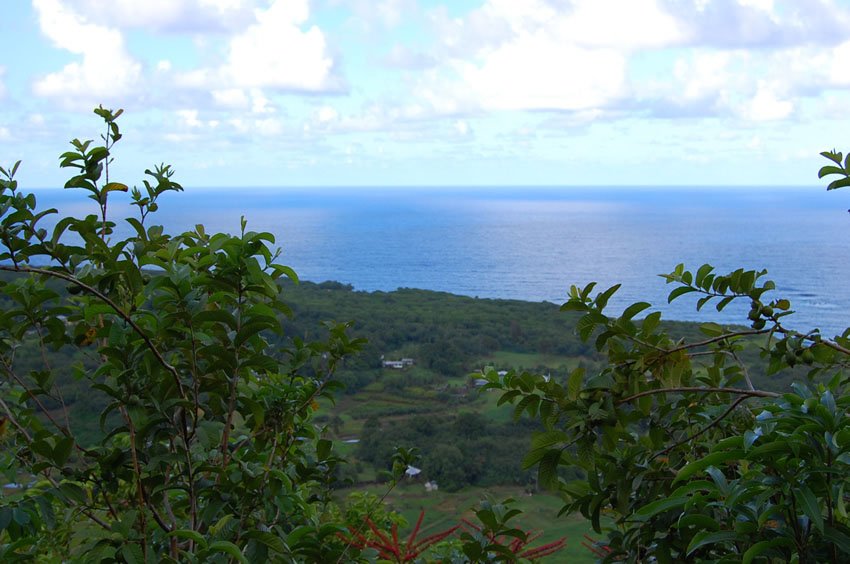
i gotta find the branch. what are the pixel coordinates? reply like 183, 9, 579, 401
655, 395, 750, 458
817, 339, 850, 357
618, 386, 778, 406
0, 264, 184, 398
666, 329, 770, 354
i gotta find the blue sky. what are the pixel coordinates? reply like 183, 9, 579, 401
1, 0, 850, 187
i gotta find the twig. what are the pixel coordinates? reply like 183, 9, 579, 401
666, 329, 770, 354
654, 395, 749, 458
618, 386, 778, 405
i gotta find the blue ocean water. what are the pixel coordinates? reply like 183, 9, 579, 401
32, 186, 850, 336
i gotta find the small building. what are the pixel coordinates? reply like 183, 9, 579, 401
382, 357, 415, 369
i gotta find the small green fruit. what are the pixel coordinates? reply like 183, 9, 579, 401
785, 351, 797, 366
801, 350, 815, 365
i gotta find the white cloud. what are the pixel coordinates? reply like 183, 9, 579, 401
176, 109, 204, 129
58, 0, 256, 32
550, 0, 688, 49
340, 0, 419, 31
0, 127, 10, 141
454, 119, 472, 137
418, 0, 681, 114
453, 34, 627, 111
669, 51, 738, 106
176, 0, 338, 93
222, 0, 333, 91
254, 118, 283, 136
250, 90, 274, 114
223, 0, 335, 91
829, 41, 850, 87
665, 0, 850, 47
737, 0, 775, 12
317, 106, 339, 123
168, 108, 283, 142
405, 0, 850, 124
375, 0, 409, 28
736, 81, 794, 121
32, 0, 142, 103
212, 89, 249, 109
384, 45, 436, 70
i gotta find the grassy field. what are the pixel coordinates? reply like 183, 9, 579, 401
338, 482, 601, 562
479, 350, 581, 371
324, 349, 609, 561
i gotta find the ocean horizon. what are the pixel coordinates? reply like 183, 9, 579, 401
30, 184, 850, 337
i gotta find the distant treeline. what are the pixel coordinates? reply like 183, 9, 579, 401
2, 273, 808, 468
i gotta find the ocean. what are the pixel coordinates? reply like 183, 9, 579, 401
31, 185, 850, 336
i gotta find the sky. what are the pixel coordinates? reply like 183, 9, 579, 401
1, 0, 850, 188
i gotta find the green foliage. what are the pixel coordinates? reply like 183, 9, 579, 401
458, 498, 567, 562
0, 109, 365, 560
489, 151, 850, 562
819, 150, 850, 192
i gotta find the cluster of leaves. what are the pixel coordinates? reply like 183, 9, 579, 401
0, 108, 367, 561
458, 499, 567, 562
487, 153, 850, 562
819, 150, 850, 192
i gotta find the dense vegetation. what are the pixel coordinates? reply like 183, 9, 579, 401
0, 109, 574, 562
3, 107, 850, 563
487, 152, 850, 562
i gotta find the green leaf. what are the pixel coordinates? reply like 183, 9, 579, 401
235, 319, 278, 346
677, 514, 720, 532
820, 150, 843, 165
537, 448, 562, 489
621, 301, 651, 321
103, 182, 129, 193
0, 508, 12, 531
818, 165, 846, 178
674, 450, 744, 483
594, 284, 621, 310
634, 497, 689, 520
642, 311, 662, 334
715, 295, 735, 311
742, 539, 793, 564
667, 286, 697, 303
699, 322, 724, 336
827, 176, 850, 191
57, 482, 87, 504
120, 544, 145, 564
567, 367, 584, 400
743, 430, 760, 451
823, 525, 850, 554
513, 394, 539, 420
208, 541, 249, 563
795, 485, 823, 533
686, 531, 741, 556
53, 436, 74, 466
243, 530, 287, 554
530, 430, 568, 451
168, 529, 208, 549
